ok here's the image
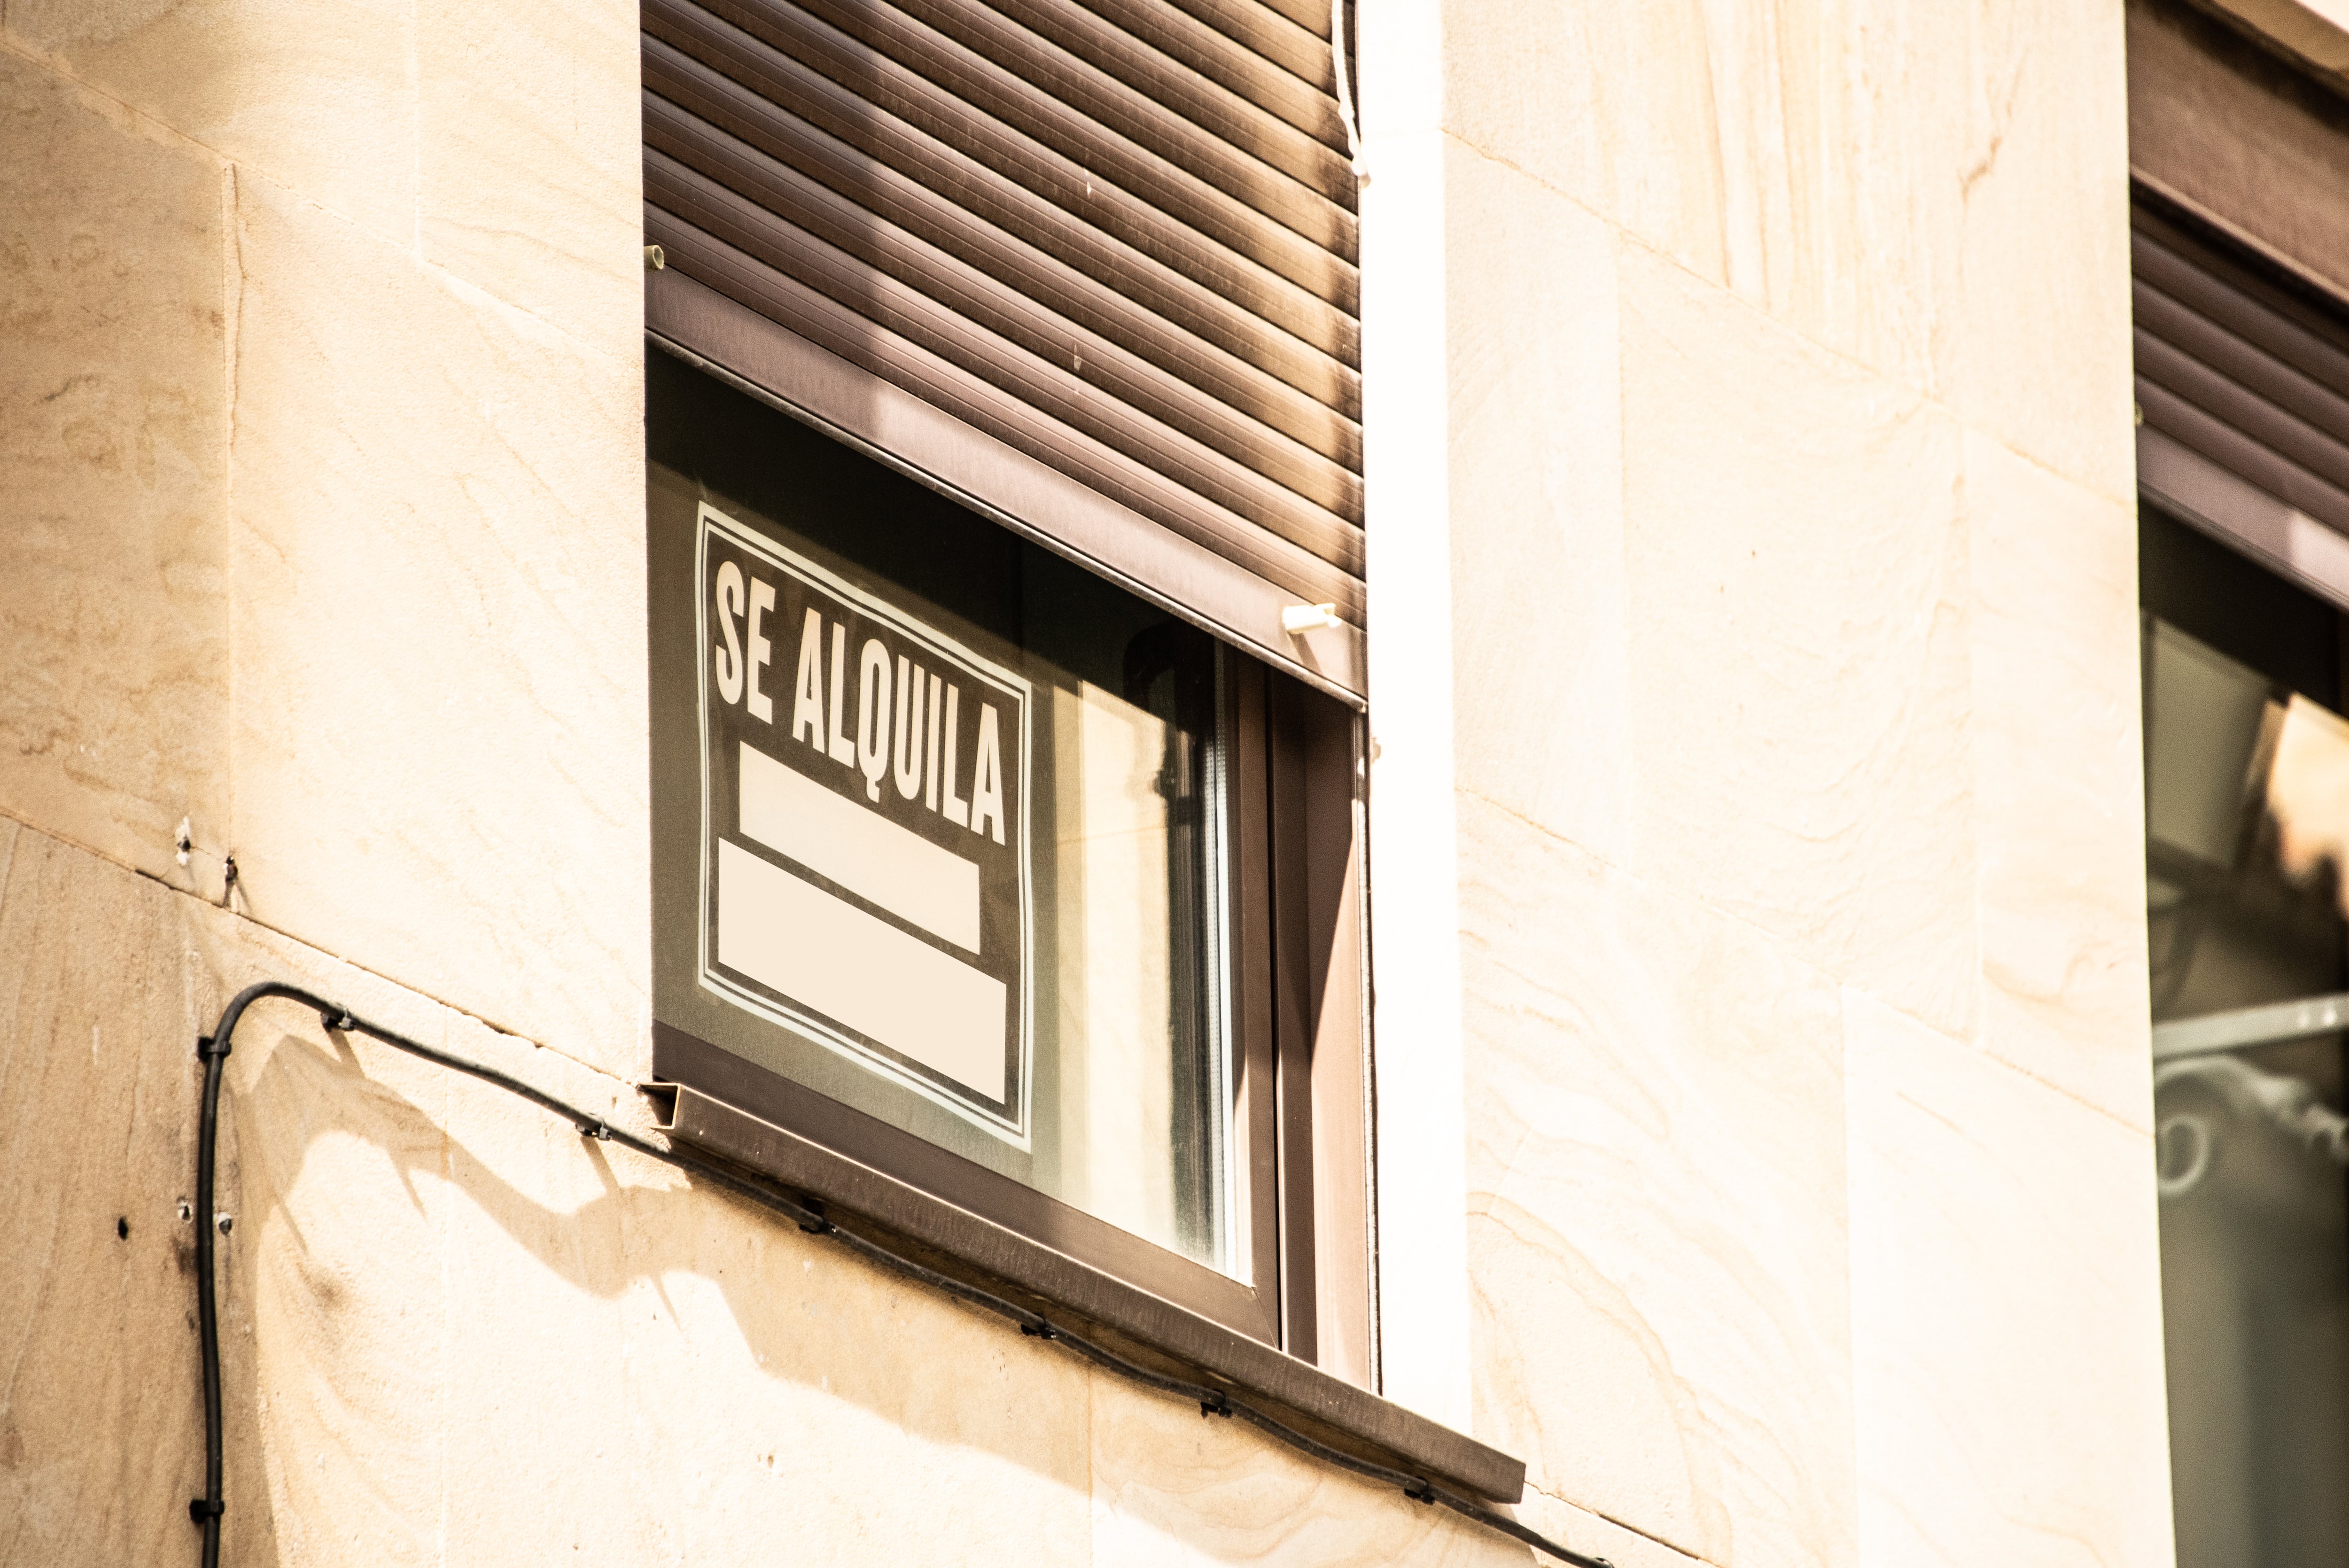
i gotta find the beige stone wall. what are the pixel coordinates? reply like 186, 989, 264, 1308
1356, 2, 2170, 1567
0, 2, 649, 1086
2, 1, 2173, 1567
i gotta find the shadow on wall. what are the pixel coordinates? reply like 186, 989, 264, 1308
0, 707, 1466, 1558
210, 1024, 1097, 1564
198, 1022, 1472, 1566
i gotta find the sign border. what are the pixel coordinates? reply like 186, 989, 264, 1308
693, 501, 1037, 1148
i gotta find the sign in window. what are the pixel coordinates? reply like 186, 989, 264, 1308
695, 503, 1034, 1143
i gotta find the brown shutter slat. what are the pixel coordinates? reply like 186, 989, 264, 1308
645, 0, 1365, 688
2138, 377, 2349, 543
2134, 324, 2349, 499
2134, 231, 2349, 405
2133, 194, 2349, 586
1152, 0, 1331, 79
646, 0, 1356, 354
644, 46, 1362, 439
668, 0, 1358, 299
2134, 286, 2349, 459
645, 128, 1361, 504
648, 210, 1367, 618
997, 0, 1344, 150
822, 0, 1356, 203
648, 152, 1364, 546
643, 35, 1357, 405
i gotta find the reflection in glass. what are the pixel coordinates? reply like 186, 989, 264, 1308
1031, 619, 1235, 1274
2145, 615, 2349, 1568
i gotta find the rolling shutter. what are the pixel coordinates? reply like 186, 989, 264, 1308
641, 0, 1366, 697
2135, 194, 2349, 611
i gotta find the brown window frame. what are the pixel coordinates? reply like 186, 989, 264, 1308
645, 342, 1372, 1376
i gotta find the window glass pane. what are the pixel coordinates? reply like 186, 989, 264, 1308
648, 355, 1238, 1277
1035, 610, 1233, 1271
2142, 504, 2349, 1568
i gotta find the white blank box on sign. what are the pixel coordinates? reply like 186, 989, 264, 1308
716, 838, 1007, 1102
736, 742, 981, 952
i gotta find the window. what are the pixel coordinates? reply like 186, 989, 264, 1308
646, 350, 1369, 1373
2134, 191, 2349, 1568
2141, 508, 2349, 1568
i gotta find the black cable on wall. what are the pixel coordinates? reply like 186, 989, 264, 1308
187, 980, 1609, 1568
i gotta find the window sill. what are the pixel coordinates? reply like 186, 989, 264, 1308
641, 1079, 1527, 1504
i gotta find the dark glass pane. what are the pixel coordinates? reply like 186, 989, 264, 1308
649, 353, 1239, 1273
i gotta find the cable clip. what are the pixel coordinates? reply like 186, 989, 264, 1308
1199, 1391, 1232, 1419
319, 1006, 355, 1034
794, 1198, 834, 1235
576, 1119, 612, 1141
195, 1033, 228, 1062
1019, 1319, 1057, 1341
1402, 1477, 1436, 1505
188, 1497, 224, 1522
